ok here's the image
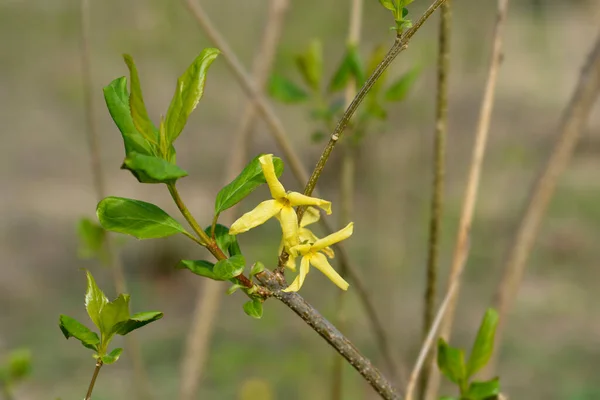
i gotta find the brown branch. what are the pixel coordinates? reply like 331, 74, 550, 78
423, 0, 510, 398
257, 270, 401, 400
487, 31, 600, 376
419, 1, 451, 398
178, 2, 289, 399
79, 1, 151, 398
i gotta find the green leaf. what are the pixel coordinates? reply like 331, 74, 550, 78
226, 283, 244, 295
243, 299, 263, 319
213, 255, 245, 280
214, 154, 284, 214
97, 197, 187, 239
123, 54, 158, 147
100, 294, 130, 344
249, 262, 265, 278
268, 74, 310, 103
85, 270, 108, 330
466, 378, 500, 400
206, 224, 242, 257
329, 44, 365, 92
378, 0, 396, 11
7, 349, 32, 381
113, 312, 164, 336
296, 39, 323, 91
384, 66, 420, 102
77, 218, 106, 260
122, 152, 188, 184
437, 338, 466, 385
103, 77, 156, 157
165, 48, 220, 144
101, 348, 123, 365
177, 259, 218, 280
58, 315, 100, 351
467, 308, 499, 377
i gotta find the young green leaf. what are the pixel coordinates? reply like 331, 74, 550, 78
85, 270, 108, 330
122, 152, 188, 184
226, 283, 244, 295
243, 299, 263, 319
466, 378, 500, 400
123, 54, 158, 147
437, 338, 467, 385
99, 294, 131, 344
7, 349, 32, 381
214, 154, 284, 214
378, 0, 396, 11
467, 308, 499, 377
103, 77, 156, 157
165, 48, 220, 144
177, 259, 218, 280
268, 74, 310, 103
58, 315, 100, 351
249, 262, 265, 279
296, 39, 323, 91
213, 255, 246, 280
206, 224, 242, 257
112, 311, 164, 336
101, 348, 123, 365
384, 66, 420, 102
97, 196, 188, 239
77, 218, 106, 260
329, 44, 365, 92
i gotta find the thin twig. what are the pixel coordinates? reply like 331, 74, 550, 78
178, 2, 289, 399
423, 1, 510, 398
80, 1, 150, 398
487, 31, 600, 376
85, 360, 103, 400
256, 270, 401, 400
419, 2, 451, 398
332, 0, 363, 398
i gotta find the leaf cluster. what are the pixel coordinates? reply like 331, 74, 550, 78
437, 309, 501, 400
378, 0, 415, 33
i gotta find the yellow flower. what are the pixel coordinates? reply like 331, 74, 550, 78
278, 206, 334, 271
283, 222, 353, 292
229, 154, 332, 248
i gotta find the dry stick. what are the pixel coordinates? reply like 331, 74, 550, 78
418, 2, 451, 399
487, 31, 600, 376
79, 1, 151, 399
184, 0, 445, 384
178, 2, 289, 399
256, 270, 401, 400
332, 1, 363, 397
423, 1, 510, 399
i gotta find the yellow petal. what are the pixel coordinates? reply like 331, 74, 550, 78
309, 252, 349, 291
300, 206, 321, 227
322, 246, 335, 259
289, 244, 311, 258
298, 227, 319, 245
279, 205, 299, 248
285, 254, 297, 272
312, 222, 353, 252
259, 154, 286, 199
229, 199, 282, 235
286, 192, 332, 215
283, 256, 310, 292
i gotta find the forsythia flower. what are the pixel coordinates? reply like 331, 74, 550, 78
283, 222, 353, 292
278, 206, 334, 271
229, 154, 331, 248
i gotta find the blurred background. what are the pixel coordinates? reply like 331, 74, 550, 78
1, 0, 599, 399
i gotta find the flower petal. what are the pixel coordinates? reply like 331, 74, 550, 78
289, 244, 311, 258
283, 256, 310, 292
285, 254, 297, 272
300, 206, 321, 227
312, 222, 353, 252
286, 192, 332, 215
322, 246, 335, 259
259, 154, 286, 199
279, 205, 299, 248
309, 252, 349, 291
298, 227, 319, 245
229, 199, 282, 235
